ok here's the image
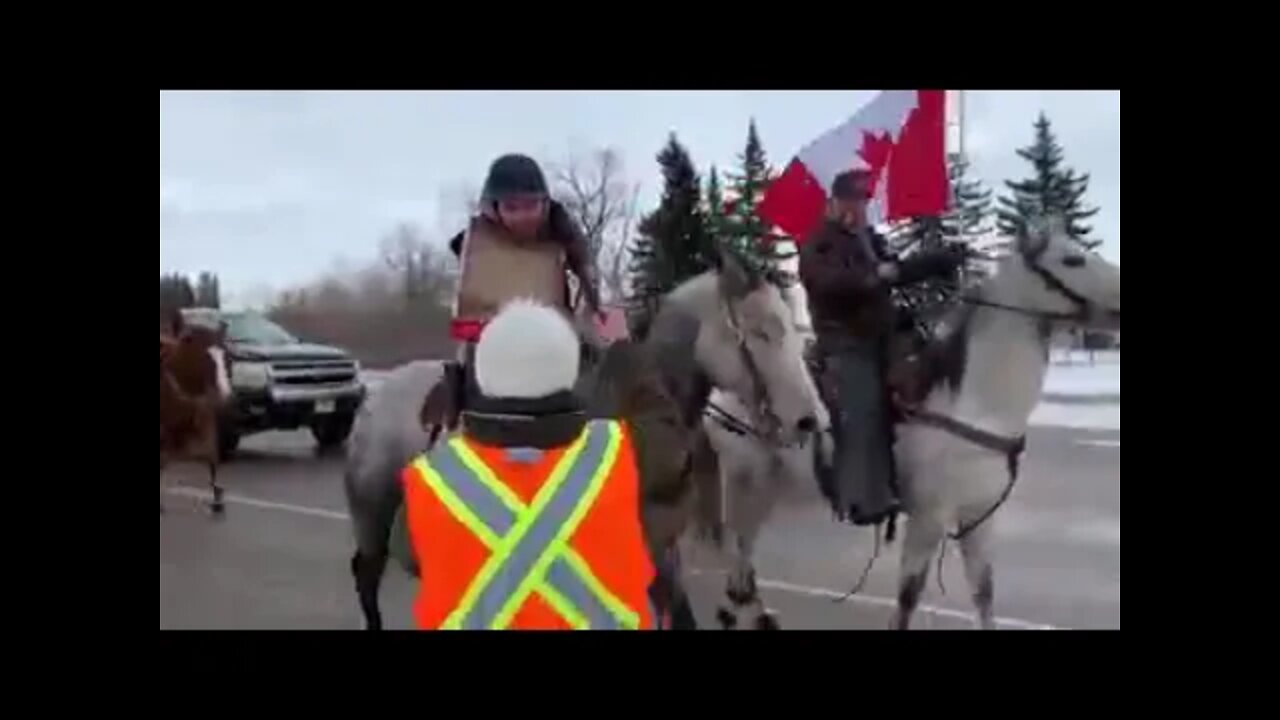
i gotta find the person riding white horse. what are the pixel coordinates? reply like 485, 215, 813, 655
441, 153, 605, 427
705, 212, 1119, 629
798, 168, 967, 528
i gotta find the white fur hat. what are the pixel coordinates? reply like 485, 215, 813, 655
474, 298, 580, 399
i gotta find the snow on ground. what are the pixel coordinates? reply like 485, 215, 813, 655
1043, 359, 1121, 398
1030, 402, 1120, 431
362, 351, 1122, 431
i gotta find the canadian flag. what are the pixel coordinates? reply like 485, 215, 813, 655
758, 90, 948, 243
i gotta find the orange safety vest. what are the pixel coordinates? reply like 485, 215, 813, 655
401, 419, 656, 630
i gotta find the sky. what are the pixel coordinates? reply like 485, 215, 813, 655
160, 90, 1119, 307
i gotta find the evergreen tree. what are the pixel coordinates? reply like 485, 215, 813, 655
196, 271, 221, 308
704, 165, 726, 247
627, 134, 713, 338
720, 119, 777, 274
997, 113, 1100, 248
891, 155, 995, 333
160, 273, 197, 314
944, 156, 993, 244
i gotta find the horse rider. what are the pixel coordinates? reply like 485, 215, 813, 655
391, 298, 656, 630
799, 169, 968, 527
444, 153, 604, 419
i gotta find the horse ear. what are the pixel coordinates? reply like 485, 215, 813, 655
719, 248, 760, 299
1045, 213, 1067, 239
1017, 216, 1050, 257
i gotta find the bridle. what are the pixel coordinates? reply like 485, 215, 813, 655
720, 297, 784, 439
903, 227, 1107, 540
709, 292, 816, 450
962, 230, 1098, 325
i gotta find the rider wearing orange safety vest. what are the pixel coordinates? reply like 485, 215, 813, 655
398, 298, 655, 630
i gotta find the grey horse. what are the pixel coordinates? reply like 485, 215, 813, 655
342, 252, 818, 630
698, 217, 1121, 630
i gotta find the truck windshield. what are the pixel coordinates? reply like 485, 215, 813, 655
224, 313, 297, 346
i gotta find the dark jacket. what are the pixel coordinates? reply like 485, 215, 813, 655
448, 199, 600, 313
799, 219, 947, 340
799, 219, 899, 340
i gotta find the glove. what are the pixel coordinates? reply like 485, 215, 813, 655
896, 250, 954, 285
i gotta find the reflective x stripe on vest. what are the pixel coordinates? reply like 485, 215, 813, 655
411, 420, 641, 630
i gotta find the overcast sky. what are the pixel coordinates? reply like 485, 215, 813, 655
160, 90, 1119, 306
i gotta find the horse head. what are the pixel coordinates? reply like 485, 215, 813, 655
991, 214, 1121, 332
714, 250, 820, 443
170, 319, 232, 404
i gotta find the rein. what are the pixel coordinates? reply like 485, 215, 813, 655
721, 296, 786, 444
895, 236, 1086, 541
703, 399, 815, 450
900, 406, 1024, 541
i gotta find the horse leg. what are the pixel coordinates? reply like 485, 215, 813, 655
208, 461, 225, 515
720, 534, 780, 631
648, 540, 699, 630
957, 520, 997, 630
718, 464, 782, 631
668, 585, 698, 630
890, 514, 944, 630
664, 543, 698, 630
351, 549, 388, 631
159, 454, 168, 514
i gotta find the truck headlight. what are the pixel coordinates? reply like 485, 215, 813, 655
231, 361, 271, 390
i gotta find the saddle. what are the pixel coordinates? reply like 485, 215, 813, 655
418, 340, 606, 435
806, 328, 947, 424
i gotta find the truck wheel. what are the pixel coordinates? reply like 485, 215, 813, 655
312, 412, 355, 452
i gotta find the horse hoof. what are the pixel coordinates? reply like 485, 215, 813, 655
715, 607, 737, 630
210, 501, 226, 516
755, 613, 780, 631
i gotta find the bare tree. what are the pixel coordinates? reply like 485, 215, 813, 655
436, 182, 482, 239
379, 222, 456, 307
550, 147, 641, 304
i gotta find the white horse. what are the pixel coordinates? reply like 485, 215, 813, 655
342, 251, 819, 630
701, 217, 1120, 630
699, 385, 832, 629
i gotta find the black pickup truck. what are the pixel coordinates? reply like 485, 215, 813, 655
181, 309, 366, 458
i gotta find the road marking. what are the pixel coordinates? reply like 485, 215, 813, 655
164, 486, 1061, 631
686, 569, 1059, 630
164, 486, 350, 521
1077, 439, 1121, 448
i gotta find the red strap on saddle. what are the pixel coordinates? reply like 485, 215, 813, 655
450, 318, 487, 342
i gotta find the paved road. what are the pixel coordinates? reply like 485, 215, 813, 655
160, 424, 1120, 630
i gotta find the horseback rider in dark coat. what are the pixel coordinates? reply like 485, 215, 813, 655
799, 169, 967, 526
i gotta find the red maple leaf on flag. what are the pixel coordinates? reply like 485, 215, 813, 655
857, 130, 895, 198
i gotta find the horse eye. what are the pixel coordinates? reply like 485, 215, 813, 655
1063, 255, 1086, 268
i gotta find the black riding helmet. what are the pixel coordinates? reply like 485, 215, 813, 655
481, 154, 549, 204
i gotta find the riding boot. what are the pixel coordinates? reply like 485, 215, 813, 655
815, 333, 899, 526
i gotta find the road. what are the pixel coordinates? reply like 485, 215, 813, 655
159, 424, 1120, 630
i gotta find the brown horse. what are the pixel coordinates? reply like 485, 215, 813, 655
160, 309, 231, 514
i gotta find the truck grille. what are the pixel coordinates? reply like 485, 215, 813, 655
270, 360, 358, 386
